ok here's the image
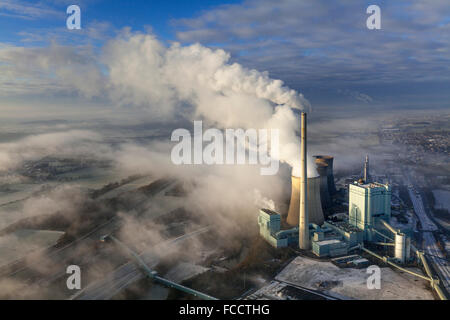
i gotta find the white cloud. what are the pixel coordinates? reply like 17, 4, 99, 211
173, 0, 450, 88
0, 0, 61, 20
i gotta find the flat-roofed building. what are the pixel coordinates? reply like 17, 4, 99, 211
258, 208, 299, 248
348, 182, 391, 241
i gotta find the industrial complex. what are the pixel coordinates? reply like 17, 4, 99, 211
258, 112, 448, 300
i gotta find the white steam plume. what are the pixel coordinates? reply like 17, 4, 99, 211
101, 32, 314, 176
2, 31, 314, 176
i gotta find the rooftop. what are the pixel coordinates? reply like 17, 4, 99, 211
260, 208, 280, 216
352, 181, 388, 189
316, 239, 342, 245
327, 219, 363, 233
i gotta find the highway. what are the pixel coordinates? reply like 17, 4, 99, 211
73, 226, 211, 300
405, 175, 450, 294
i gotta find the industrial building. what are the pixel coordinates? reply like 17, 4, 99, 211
258, 208, 298, 248
348, 181, 391, 241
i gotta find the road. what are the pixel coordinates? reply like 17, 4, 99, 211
405, 174, 450, 294
73, 226, 211, 300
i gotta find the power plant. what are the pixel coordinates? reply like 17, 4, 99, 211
256, 112, 447, 295
256, 111, 448, 300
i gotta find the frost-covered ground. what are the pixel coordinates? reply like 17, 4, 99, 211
0, 229, 64, 268
274, 256, 433, 300
390, 210, 417, 232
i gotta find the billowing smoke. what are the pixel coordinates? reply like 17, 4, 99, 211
1, 31, 314, 177
254, 189, 276, 211
291, 155, 319, 178
101, 33, 309, 120
101, 32, 312, 176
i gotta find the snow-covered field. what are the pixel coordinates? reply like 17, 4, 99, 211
274, 256, 433, 300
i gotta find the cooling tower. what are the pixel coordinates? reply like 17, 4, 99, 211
286, 175, 325, 227
313, 155, 337, 195
287, 175, 301, 226
315, 161, 332, 210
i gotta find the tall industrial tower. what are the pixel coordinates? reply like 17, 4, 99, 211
299, 112, 310, 250
364, 155, 370, 183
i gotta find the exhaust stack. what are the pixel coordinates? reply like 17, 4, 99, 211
364, 155, 370, 183
299, 112, 310, 250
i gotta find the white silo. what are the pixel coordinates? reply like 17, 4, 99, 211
395, 232, 406, 263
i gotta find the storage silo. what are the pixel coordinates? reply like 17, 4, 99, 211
395, 232, 406, 263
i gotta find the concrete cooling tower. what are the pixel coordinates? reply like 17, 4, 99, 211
286, 175, 324, 226
315, 161, 332, 210
314, 155, 337, 195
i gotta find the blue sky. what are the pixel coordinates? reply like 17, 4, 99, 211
0, 0, 449, 116
0, 0, 242, 44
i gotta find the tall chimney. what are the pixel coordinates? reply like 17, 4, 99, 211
299, 112, 310, 250
364, 154, 369, 183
